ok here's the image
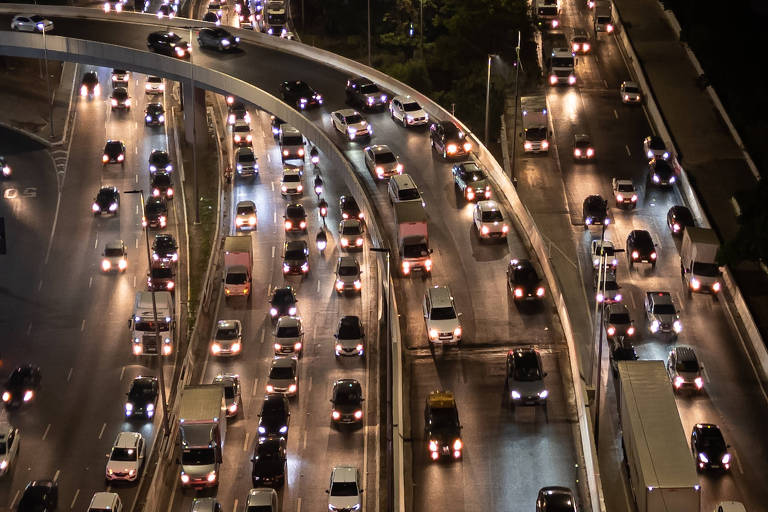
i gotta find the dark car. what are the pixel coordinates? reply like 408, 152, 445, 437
102, 139, 126, 165
331, 379, 364, 426
152, 233, 178, 264
265, 24, 286, 37
283, 240, 309, 276
92, 186, 120, 216
691, 423, 731, 472
147, 30, 190, 58
507, 258, 545, 301
251, 437, 287, 487
536, 486, 577, 512
202, 11, 220, 24
17, 480, 58, 512
151, 172, 174, 199
505, 348, 548, 407
667, 205, 694, 235
345, 76, 387, 110
626, 229, 656, 269
257, 393, 290, 440
2, 365, 41, 408
111, 68, 129, 86
429, 121, 472, 159
198, 27, 239, 50
339, 195, 364, 221
649, 158, 676, 187
143, 196, 168, 229
281, 80, 323, 110
147, 261, 175, 292
80, 71, 100, 97
609, 340, 638, 375
603, 303, 635, 340
582, 194, 609, 227
270, 115, 284, 138
452, 161, 491, 202
148, 149, 173, 174
145, 102, 165, 126
228, 99, 250, 125
283, 203, 307, 233
269, 286, 297, 318
110, 87, 131, 110
124, 375, 159, 419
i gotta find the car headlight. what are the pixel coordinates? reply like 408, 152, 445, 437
258, 426, 266, 434
180, 473, 190, 483
92, 203, 101, 212
663, 151, 669, 159
453, 326, 462, 337
288, 384, 297, 393
511, 390, 521, 400
158, 115, 165, 122
289, 306, 297, 315
646, 150, 654, 158
722, 453, 731, 464
698, 452, 709, 463
354, 410, 363, 419
124, 402, 133, 413
429, 440, 438, 451
279, 425, 288, 433
428, 328, 438, 340
538, 390, 549, 398
109, 203, 118, 212
673, 320, 682, 333
650, 320, 659, 333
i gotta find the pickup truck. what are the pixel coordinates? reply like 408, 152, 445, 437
644, 291, 682, 336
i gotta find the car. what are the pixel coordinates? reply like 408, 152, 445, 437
536, 486, 577, 512
326, 466, 363, 511
273, 316, 304, 356
283, 203, 307, 233
148, 149, 173, 174
612, 178, 637, 208
210, 319, 243, 356
643, 135, 670, 160
0, 421, 20, 477
507, 258, 545, 301
10, 14, 53, 32
213, 373, 241, 417
92, 186, 120, 216
452, 161, 491, 202
0, 156, 11, 178
110, 87, 131, 110
124, 375, 158, 418
331, 109, 372, 141
232, 120, 253, 147
595, 268, 622, 304
423, 285, 462, 344
246, 488, 278, 512
145, 75, 164, 94
268, 286, 298, 318
609, 339, 638, 375
191, 498, 222, 512
111, 68, 129, 86
573, 133, 595, 160
626, 229, 656, 268
102, 140, 126, 166
251, 437, 287, 488
571, 28, 591, 53
335, 256, 362, 295
150, 172, 174, 199
667, 345, 704, 392
229, 100, 251, 125
473, 200, 508, 240
645, 291, 682, 335
2, 364, 41, 408
235, 200, 257, 231
207, 0, 223, 16
277, 125, 305, 162
265, 24, 287, 37
340, 195, 364, 221
280, 80, 323, 109
582, 195, 609, 227
282, 240, 309, 276
430, 120, 472, 159
280, 167, 303, 196
691, 423, 731, 472
345, 76, 388, 110
105, 431, 145, 482
17, 480, 58, 512
334, 315, 365, 357
147, 31, 190, 58
265, 356, 298, 397
506, 348, 548, 407
339, 219, 364, 251
156, 3, 175, 18
88, 493, 119, 511
257, 393, 290, 440
270, 115, 284, 136
389, 95, 428, 127
198, 27, 239, 50
103, 0, 124, 12
364, 144, 403, 180
152, 233, 178, 264
145, 103, 165, 126
603, 303, 635, 340
80, 71, 100, 97
664, 207, 694, 237
648, 158, 676, 186
142, 196, 168, 229
590, 240, 618, 270
620, 80, 642, 103
202, 11, 221, 24
235, 146, 259, 176
101, 240, 127, 272
331, 379, 364, 425
424, 391, 462, 460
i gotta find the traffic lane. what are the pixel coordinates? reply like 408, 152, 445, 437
409, 347, 580, 512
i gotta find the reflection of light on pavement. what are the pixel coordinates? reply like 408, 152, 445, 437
563, 89, 580, 124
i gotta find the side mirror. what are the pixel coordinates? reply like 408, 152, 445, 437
333, 334, 338, 339
127, 319, 133, 328
429, 249, 434, 254
543, 372, 549, 377
457, 312, 464, 317
325, 490, 330, 494
175, 458, 181, 465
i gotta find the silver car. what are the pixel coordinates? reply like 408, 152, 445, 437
389, 95, 428, 127
667, 345, 703, 392
331, 109, 372, 141
505, 348, 548, 407
335, 256, 362, 295
265, 356, 298, 397
364, 144, 403, 180
473, 200, 508, 240
620, 80, 641, 103
210, 319, 243, 356
273, 316, 304, 356
334, 315, 365, 357
213, 373, 241, 417
339, 219, 364, 251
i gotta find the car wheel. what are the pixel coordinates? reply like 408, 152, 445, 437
11, 24, 18, 31
219, 42, 225, 51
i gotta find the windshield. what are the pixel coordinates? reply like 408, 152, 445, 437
273, 290, 294, 304
111, 448, 138, 461
429, 407, 459, 428
676, 359, 699, 372
268, 12, 285, 23
287, 206, 304, 217
146, 203, 164, 214
269, 366, 294, 379
182, 449, 215, 465
330, 482, 359, 496
335, 389, 361, 404
238, 153, 256, 163
700, 432, 725, 450
403, 102, 421, 112
107, 142, 123, 152
147, 104, 163, 113
692, 262, 720, 276
652, 304, 676, 315
338, 265, 358, 277
513, 267, 537, 283
285, 248, 305, 260
282, 135, 303, 146
277, 326, 300, 337
525, 127, 547, 140
430, 306, 456, 320
283, 174, 301, 182
237, 205, 254, 215
30, 15, 46, 22
617, 184, 633, 192
359, 84, 379, 94
223, 385, 235, 399
481, 210, 503, 222
399, 189, 420, 201
234, 124, 250, 133
624, 85, 639, 93
105, 248, 124, 257
345, 114, 363, 124
151, 153, 169, 165
338, 321, 361, 339
513, 358, 542, 381
262, 399, 284, 414
342, 225, 362, 235
609, 313, 631, 324
465, 171, 486, 182
97, 191, 115, 202
216, 326, 239, 340
134, 321, 169, 331
551, 57, 574, 68
151, 267, 173, 278
603, 280, 619, 291
403, 243, 429, 258
597, 15, 611, 23
225, 272, 248, 285
375, 152, 396, 164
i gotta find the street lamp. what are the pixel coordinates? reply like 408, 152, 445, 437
484, 54, 498, 146
125, 189, 171, 437
180, 25, 201, 224
40, 21, 54, 139
367, 0, 372, 66
510, 31, 522, 182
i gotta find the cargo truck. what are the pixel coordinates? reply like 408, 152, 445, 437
223, 235, 252, 299
178, 385, 227, 489
521, 95, 549, 153
617, 360, 700, 512
394, 201, 432, 277
534, 0, 560, 29
680, 227, 721, 296
128, 291, 174, 356
594, 0, 614, 33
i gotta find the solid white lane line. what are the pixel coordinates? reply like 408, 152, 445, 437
135, 237, 139, 248
296, 497, 301, 512
243, 432, 250, 451
613, 109, 618, 119
42, 424, 51, 440
38, 280, 43, 291
252, 378, 259, 396
10, 490, 20, 510
271, 181, 275, 192
94, 237, 98, 249
133, 275, 136, 288
317, 280, 320, 293
26, 323, 32, 336
88, 276, 93, 288
273, 212, 276, 224
260, 329, 265, 344
271, 246, 275, 258
98, 422, 107, 439
70, 489, 80, 510
81, 319, 86, 331
67, 368, 74, 382
136, 174, 139, 183
232, 500, 238, 512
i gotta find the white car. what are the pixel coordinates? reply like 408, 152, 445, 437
591, 240, 618, 269
423, 285, 462, 344
620, 81, 642, 103
103, 0, 124, 12
713, 502, 746, 512
101, 240, 128, 272
145, 76, 165, 94
338, 219, 364, 250
645, 291, 682, 335
266, 356, 298, 397
612, 178, 637, 209
364, 145, 403, 180
335, 256, 362, 294
327, 466, 363, 512
334, 315, 365, 357
11, 14, 53, 32
273, 316, 304, 356
210, 319, 243, 355
0, 422, 20, 477
232, 120, 253, 146
213, 373, 241, 417
643, 135, 670, 160
105, 432, 145, 481
280, 167, 303, 196
595, 268, 622, 304
235, 146, 259, 176
473, 200, 508, 240
331, 109, 372, 141
235, 200, 257, 231
246, 489, 278, 512
389, 95, 428, 127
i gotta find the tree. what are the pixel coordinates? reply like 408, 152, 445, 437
719, 179, 768, 266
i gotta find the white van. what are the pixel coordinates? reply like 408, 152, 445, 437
88, 492, 122, 512
279, 125, 305, 162
388, 174, 424, 205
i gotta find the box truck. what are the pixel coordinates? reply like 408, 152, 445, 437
128, 291, 174, 356
394, 201, 432, 277
179, 385, 227, 489
680, 227, 721, 295
223, 235, 253, 299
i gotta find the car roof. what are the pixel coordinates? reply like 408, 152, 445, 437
285, 240, 307, 250
236, 146, 254, 156
476, 200, 500, 212
331, 465, 358, 482
606, 303, 629, 315
280, 125, 301, 136
216, 319, 240, 329
271, 356, 297, 368
427, 285, 453, 304
648, 291, 673, 304
114, 431, 141, 448
340, 218, 362, 227
509, 347, 540, 361
674, 345, 699, 362
105, 240, 125, 250
283, 167, 302, 176
213, 373, 239, 385
246, 488, 276, 506
338, 255, 359, 267
276, 315, 301, 327
89, 492, 120, 509
367, 144, 392, 155
236, 200, 256, 209
334, 108, 360, 117
629, 229, 652, 241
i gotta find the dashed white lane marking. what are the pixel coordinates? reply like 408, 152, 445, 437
38, 280, 43, 291
243, 432, 250, 451
81, 319, 86, 331
232, 499, 238, 512
296, 497, 302, 512
252, 378, 260, 396
89, 276, 93, 288
70, 489, 80, 510
67, 368, 74, 382
10, 490, 20, 510
42, 423, 51, 440
26, 323, 32, 336
98, 422, 107, 439
271, 246, 275, 258
120, 366, 125, 381
53, 469, 60, 482
625, 144, 631, 156
613, 109, 618, 119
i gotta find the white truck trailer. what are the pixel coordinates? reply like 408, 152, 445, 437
680, 227, 722, 295
223, 235, 253, 299
521, 95, 549, 153
129, 291, 174, 356
179, 385, 227, 489
394, 201, 432, 277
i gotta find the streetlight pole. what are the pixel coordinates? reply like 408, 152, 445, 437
511, 31, 522, 183
367, 0, 371, 66
593, 221, 607, 448
419, 0, 423, 58
484, 54, 497, 147
41, 24, 54, 139
189, 26, 200, 224
126, 189, 171, 437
